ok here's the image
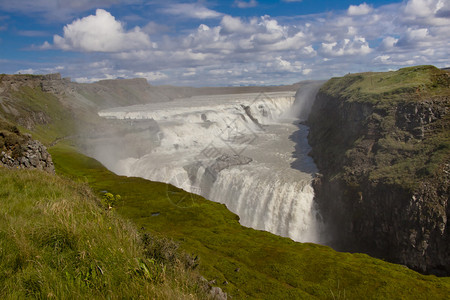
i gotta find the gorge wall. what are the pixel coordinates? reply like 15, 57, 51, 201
307, 66, 449, 275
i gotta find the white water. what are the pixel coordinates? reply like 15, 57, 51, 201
98, 89, 325, 243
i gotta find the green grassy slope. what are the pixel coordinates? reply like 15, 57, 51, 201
0, 167, 209, 299
49, 143, 450, 299
322, 65, 449, 103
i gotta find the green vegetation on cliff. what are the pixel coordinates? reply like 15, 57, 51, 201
323, 65, 449, 103
312, 65, 449, 188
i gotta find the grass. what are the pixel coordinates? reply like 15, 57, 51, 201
6, 87, 76, 145
322, 65, 450, 103
47, 142, 450, 299
0, 119, 24, 158
0, 166, 210, 299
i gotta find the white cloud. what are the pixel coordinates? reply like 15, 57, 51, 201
379, 36, 399, 51
163, 3, 223, 19
267, 57, 302, 72
373, 55, 391, 64
348, 3, 373, 16
135, 71, 168, 81
234, 0, 258, 8
16, 68, 36, 74
396, 28, 431, 48
301, 45, 317, 56
220, 15, 252, 34
320, 37, 372, 56
50, 9, 151, 52
404, 0, 439, 17
15, 65, 65, 75
403, 0, 450, 25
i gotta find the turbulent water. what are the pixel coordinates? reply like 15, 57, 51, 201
98, 86, 325, 243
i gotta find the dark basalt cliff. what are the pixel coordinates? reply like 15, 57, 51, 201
307, 66, 450, 275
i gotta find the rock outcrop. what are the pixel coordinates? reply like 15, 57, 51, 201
307, 66, 449, 275
0, 122, 54, 173
0, 73, 71, 95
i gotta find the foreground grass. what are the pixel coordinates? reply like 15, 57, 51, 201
0, 167, 209, 299
49, 143, 450, 299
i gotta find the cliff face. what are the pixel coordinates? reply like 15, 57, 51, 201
308, 66, 450, 275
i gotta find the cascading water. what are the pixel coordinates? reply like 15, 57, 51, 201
97, 88, 325, 244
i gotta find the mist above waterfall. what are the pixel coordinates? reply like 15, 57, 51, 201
92, 86, 326, 244
283, 81, 325, 121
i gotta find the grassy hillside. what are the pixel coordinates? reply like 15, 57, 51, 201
48, 142, 450, 299
0, 167, 210, 299
322, 65, 450, 103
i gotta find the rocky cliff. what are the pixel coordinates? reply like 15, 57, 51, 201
308, 66, 449, 275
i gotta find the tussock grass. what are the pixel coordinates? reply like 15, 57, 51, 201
0, 167, 210, 299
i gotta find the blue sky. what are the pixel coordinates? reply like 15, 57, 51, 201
0, 0, 449, 86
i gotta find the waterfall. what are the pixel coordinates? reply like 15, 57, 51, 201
97, 90, 325, 243
210, 167, 322, 243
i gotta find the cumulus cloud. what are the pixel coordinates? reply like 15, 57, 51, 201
379, 36, 399, 51
320, 37, 372, 56
135, 71, 168, 81
162, 3, 223, 19
403, 0, 450, 25
348, 3, 373, 16
267, 57, 303, 72
396, 28, 431, 48
404, 0, 440, 17
49, 9, 151, 52
220, 16, 252, 34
